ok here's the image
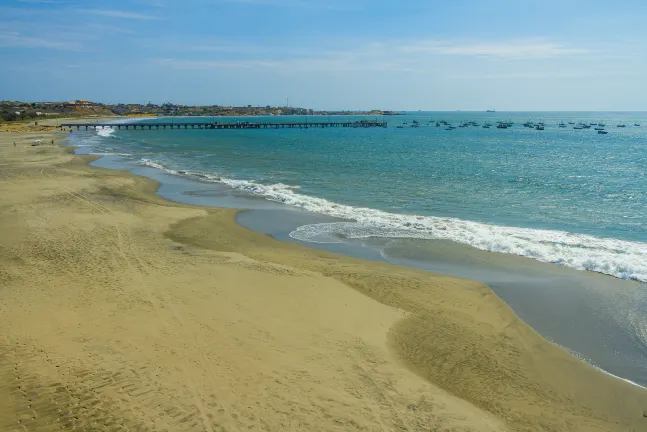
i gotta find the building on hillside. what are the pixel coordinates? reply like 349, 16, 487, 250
66, 100, 95, 107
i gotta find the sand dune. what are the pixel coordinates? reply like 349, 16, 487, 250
0, 130, 646, 431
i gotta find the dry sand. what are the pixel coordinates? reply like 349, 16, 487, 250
0, 116, 122, 133
0, 127, 646, 432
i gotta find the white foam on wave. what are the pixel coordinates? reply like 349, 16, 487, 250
141, 159, 175, 173
96, 127, 116, 138
597, 368, 647, 389
139, 158, 647, 283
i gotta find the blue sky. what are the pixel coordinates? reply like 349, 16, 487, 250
1, 0, 646, 110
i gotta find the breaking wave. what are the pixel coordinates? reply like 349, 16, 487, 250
139, 158, 647, 282
96, 127, 116, 138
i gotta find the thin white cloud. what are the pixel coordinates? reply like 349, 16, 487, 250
154, 58, 280, 69
108, 36, 596, 75
0, 6, 52, 15
400, 40, 588, 59
0, 31, 80, 50
224, 0, 362, 10
149, 37, 590, 73
449, 72, 597, 80
137, 0, 167, 7
227, 0, 313, 5
84, 23, 135, 34
76, 9, 162, 20
152, 54, 419, 73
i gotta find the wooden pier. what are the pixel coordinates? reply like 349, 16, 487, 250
60, 120, 387, 131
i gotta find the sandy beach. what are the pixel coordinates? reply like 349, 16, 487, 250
1, 124, 646, 431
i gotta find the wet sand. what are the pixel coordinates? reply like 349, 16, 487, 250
129, 163, 646, 389
241, 202, 647, 388
1, 128, 647, 431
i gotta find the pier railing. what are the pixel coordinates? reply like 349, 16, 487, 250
59, 120, 387, 130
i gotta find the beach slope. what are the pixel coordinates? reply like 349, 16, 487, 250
0, 130, 646, 431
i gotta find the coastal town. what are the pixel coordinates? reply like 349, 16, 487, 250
0, 100, 399, 122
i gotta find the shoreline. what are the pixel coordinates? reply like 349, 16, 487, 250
79, 122, 647, 387
60, 121, 647, 386
92, 148, 647, 389
1, 125, 647, 431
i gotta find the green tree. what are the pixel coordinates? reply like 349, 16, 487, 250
2, 112, 18, 121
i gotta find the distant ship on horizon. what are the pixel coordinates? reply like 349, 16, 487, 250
486, 108, 496, 112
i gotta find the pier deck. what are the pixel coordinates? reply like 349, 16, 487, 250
60, 120, 387, 130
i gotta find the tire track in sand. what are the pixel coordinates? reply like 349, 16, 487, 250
0, 170, 223, 431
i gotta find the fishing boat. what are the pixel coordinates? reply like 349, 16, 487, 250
594, 127, 605, 131
535, 125, 545, 130
617, 123, 626, 128
558, 121, 566, 128
396, 125, 404, 129
635, 123, 641, 126
598, 130, 608, 134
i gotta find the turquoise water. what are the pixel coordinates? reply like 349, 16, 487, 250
80, 112, 647, 282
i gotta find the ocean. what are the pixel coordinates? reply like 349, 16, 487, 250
72, 112, 647, 387
85, 112, 647, 282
